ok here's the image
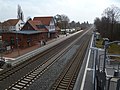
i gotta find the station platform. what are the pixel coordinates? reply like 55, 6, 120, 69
73, 34, 94, 90
3, 31, 83, 61
74, 33, 120, 90
3, 36, 66, 59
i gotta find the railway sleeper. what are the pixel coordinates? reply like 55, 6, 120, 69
32, 71, 40, 74
64, 75, 71, 78
56, 88, 66, 90
26, 76, 34, 79
58, 85, 67, 89
70, 81, 75, 85
63, 77, 71, 80
60, 82, 69, 86
23, 78, 31, 81
18, 82, 26, 86
65, 74, 73, 77
62, 80, 70, 83
63, 78, 70, 81
28, 74, 36, 77
61, 81, 69, 84
68, 87, 73, 90
11, 87, 20, 90
35, 68, 42, 71
72, 77, 76, 81
21, 80, 28, 84
30, 73, 38, 76
14, 84, 23, 89
34, 70, 41, 73
71, 79, 76, 83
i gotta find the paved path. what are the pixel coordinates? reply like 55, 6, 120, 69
74, 33, 120, 90
3, 35, 66, 58
3, 31, 83, 60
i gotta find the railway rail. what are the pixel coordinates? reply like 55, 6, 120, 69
5, 41, 73, 90
0, 31, 85, 80
4, 31, 91, 90
0, 30, 88, 90
51, 32, 91, 90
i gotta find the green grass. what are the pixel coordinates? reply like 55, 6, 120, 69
96, 38, 120, 60
96, 38, 120, 55
108, 44, 120, 60
108, 44, 120, 54
96, 39, 103, 48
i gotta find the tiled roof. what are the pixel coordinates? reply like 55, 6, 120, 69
28, 20, 41, 30
33, 16, 53, 25
28, 20, 48, 32
2, 19, 19, 26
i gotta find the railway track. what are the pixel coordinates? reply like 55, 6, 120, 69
4, 31, 91, 90
51, 33, 91, 90
0, 28, 93, 90
5, 43, 72, 90
0, 31, 85, 81
0, 30, 89, 90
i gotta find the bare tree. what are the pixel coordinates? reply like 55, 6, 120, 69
54, 14, 70, 29
102, 5, 120, 40
17, 4, 24, 21
54, 14, 62, 22
60, 14, 70, 22
103, 5, 120, 22
69, 21, 76, 28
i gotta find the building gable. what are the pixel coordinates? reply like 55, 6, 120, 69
1, 19, 24, 31
6, 19, 19, 26
21, 21, 36, 30
33, 16, 53, 25
21, 20, 48, 32
33, 16, 55, 32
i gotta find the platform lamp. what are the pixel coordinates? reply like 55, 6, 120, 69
16, 30, 20, 56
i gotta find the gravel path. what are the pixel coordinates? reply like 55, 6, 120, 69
28, 45, 79, 90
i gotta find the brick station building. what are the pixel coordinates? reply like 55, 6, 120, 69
1, 16, 57, 49
2, 30, 48, 48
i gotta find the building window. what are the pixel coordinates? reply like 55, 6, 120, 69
10, 37, 15, 45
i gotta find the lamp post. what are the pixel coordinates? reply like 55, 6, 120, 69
16, 31, 20, 56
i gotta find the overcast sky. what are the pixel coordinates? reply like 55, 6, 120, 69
0, 0, 120, 23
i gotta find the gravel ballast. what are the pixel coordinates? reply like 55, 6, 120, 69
28, 45, 79, 90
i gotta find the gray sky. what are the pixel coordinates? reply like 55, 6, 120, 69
0, 0, 120, 23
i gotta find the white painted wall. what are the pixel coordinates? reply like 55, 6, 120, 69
9, 20, 24, 31
49, 18, 55, 32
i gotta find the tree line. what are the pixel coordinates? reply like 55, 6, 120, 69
17, 5, 90, 30
54, 14, 90, 30
94, 5, 120, 41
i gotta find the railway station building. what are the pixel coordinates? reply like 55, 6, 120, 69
1, 16, 59, 49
